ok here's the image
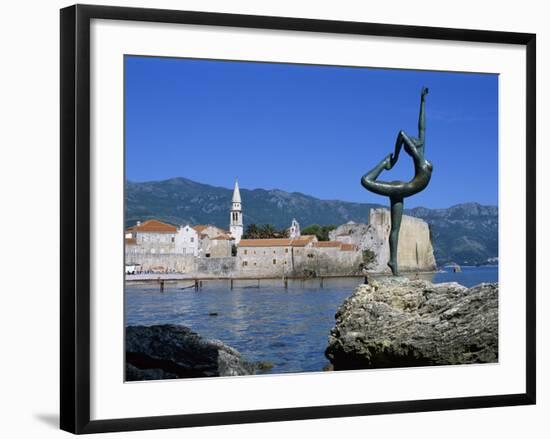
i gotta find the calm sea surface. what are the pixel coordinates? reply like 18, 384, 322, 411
125, 265, 498, 375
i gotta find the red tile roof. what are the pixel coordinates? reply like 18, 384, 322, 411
340, 243, 358, 251
127, 219, 177, 234
313, 241, 342, 248
239, 238, 292, 247
192, 224, 231, 235
238, 235, 316, 248
211, 235, 232, 241
291, 235, 317, 247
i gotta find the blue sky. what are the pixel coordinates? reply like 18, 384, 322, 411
125, 56, 498, 208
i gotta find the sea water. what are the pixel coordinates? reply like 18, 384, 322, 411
125, 265, 498, 375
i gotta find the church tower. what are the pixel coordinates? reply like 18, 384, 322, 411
230, 179, 243, 244
289, 218, 301, 238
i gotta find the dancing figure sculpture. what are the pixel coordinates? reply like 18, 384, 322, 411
361, 87, 432, 276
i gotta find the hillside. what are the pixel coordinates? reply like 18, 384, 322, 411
407, 203, 498, 265
125, 178, 498, 266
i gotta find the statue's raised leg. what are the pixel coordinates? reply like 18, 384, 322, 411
360, 154, 393, 196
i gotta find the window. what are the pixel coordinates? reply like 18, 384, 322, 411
191, 237, 194, 243
273, 259, 277, 265
171, 237, 175, 243
285, 248, 289, 253
244, 249, 248, 255
273, 250, 276, 254
242, 261, 248, 267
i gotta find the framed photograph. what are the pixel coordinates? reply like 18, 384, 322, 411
60, 4, 536, 434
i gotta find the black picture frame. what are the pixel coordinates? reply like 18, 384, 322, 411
60, 4, 536, 434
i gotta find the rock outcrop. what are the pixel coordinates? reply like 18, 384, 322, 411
126, 324, 256, 381
329, 209, 437, 273
325, 277, 498, 369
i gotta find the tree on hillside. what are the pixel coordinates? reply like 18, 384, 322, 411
260, 224, 276, 238
243, 224, 261, 239
275, 227, 290, 239
242, 223, 289, 239
301, 224, 337, 241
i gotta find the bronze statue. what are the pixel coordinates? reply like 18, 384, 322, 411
361, 87, 432, 275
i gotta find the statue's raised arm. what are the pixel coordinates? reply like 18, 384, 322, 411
417, 86, 428, 157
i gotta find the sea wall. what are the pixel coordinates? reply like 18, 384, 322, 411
292, 248, 363, 277
125, 253, 237, 276
196, 257, 236, 276
126, 253, 196, 273
127, 249, 361, 278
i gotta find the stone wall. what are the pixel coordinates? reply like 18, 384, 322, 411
125, 253, 237, 276
329, 209, 436, 273
369, 208, 436, 272
236, 245, 362, 278
196, 257, 236, 276
293, 247, 363, 277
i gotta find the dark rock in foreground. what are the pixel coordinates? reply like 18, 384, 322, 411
126, 324, 256, 381
325, 278, 498, 370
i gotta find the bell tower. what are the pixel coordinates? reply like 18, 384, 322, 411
230, 179, 243, 244
289, 218, 301, 238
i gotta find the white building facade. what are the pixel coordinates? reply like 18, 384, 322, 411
174, 224, 199, 256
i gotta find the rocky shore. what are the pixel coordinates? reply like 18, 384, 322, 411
325, 277, 498, 369
126, 324, 256, 380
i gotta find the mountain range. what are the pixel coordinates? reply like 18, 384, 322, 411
125, 177, 498, 266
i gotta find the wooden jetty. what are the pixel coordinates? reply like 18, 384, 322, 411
129, 273, 366, 292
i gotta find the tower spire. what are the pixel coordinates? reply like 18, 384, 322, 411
230, 179, 243, 244
232, 179, 241, 203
